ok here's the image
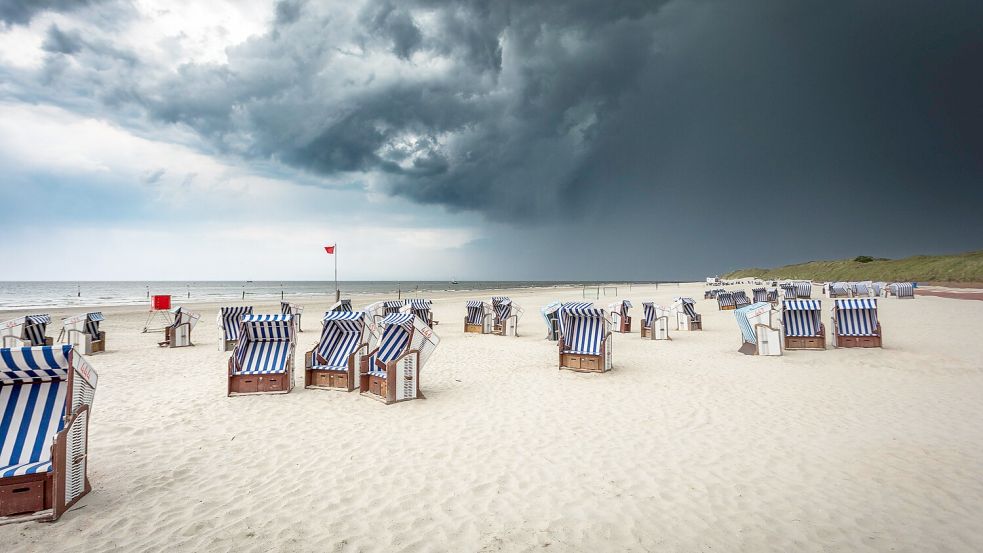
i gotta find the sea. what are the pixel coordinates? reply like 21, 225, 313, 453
0, 281, 664, 311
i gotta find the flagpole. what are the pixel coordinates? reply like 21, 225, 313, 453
334, 243, 339, 302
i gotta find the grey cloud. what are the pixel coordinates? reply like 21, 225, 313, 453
142, 168, 166, 185
8, 0, 983, 267
41, 25, 83, 54
0, 0, 107, 25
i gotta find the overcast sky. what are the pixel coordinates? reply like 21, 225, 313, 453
1, 1, 981, 280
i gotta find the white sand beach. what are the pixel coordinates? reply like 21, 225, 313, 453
2, 282, 983, 552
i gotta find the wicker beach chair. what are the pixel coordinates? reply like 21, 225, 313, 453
58, 313, 105, 355
735, 302, 782, 355
670, 297, 702, 331
558, 304, 612, 372
781, 300, 825, 350
217, 306, 253, 351
360, 313, 439, 404
831, 299, 882, 348
640, 302, 672, 339
607, 300, 633, 333
227, 314, 295, 396
0, 345, 97, 523
1, 315, 52, 348
717, 292, 736, 311
305, 311, 377, 391
159, 307, 200, 348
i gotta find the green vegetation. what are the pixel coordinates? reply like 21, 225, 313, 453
723, 250, 983, 283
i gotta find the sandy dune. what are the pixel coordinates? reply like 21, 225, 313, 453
2, 283, 983, 552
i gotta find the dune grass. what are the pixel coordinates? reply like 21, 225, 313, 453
723, 250, 983, 283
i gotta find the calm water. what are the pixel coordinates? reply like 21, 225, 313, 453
0, 281, 660, 311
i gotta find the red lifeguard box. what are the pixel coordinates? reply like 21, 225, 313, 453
143, 294, 174, 333
152, 295, 172, 310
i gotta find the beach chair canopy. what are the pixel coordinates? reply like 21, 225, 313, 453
465, 300, 490, 325
733, 291, 751, 306
368, 313, 440, 376
313, 311, 370, 370
382, 301, 404, 315
735, 302, 773, 344
219, 306, 253, 341
672, 297, 699, 320
63, 312, 104, 339
796, 282, 812, 298
641, 302, 660, 326
766, 289, 778, 302
541, 301, 562, 334
558, 304, 607, 355
2, 314, 51, 346
782, 300, 822, 337
752, 288, 768, 303
231, 314, 294, 375
852, 282, 871, 296
169, 307, 199, 330
830, 282, 849, 296
492, 297, 514, 320
834, 299, 879, 336
872, 282, 885, 296
717, 292, 735, 307
1, 344, 97, 478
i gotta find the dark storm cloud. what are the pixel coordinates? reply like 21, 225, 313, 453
8, 0, 983, 273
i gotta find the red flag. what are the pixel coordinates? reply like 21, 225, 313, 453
324, 245, 335, 254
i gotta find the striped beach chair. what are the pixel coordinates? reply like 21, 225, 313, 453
217, 306, 253, 351
558, 303, 612, 372
328, 299, 353, 312
281, 301, 304, 333
640, 302, 671, 339
360, 313, 440, 404
670, 297, 702, 331
831, 298, 882, 348
158, 307, 200, 348
607, 300, 633, 333
717, 292, 736, 311
780, 284, 798, 300
305, 311, 377, 391
752, 287, 769, 303
401, 298, 437, 328
541, 302, 562, 340
464, 300, 493, 334
781, 300, 825, 350
735, 302, 782, 356
852, 282, 872, 297
490, 297, 522, 336
58, 313, 105, 355
828, 282, 850, 298
1, 315, 53, 348
888, 282, 915, 299
733, 291, 752, 308
795, 282, 813, 299
872, 282, 885, 297
227, 314, 295, 396
766, 289, 779, 304
0, 345, 97, 523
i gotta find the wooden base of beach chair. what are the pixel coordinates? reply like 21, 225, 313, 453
834, 335, 882, 348
785, 336, 826, 350
88, 332, 106, 353
559, 353, 604, 373
0, 473, 51, 518
305, 369, 355, 392
228, 373, 292, 395
719, 305, 736, 311
617, 316, 631, 333
359, 374, 426, 404
464, 323, 484, 334
159, 327, 193, 348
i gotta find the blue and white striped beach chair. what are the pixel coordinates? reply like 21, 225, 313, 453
872, 282, 885, 297
607, 300, 633, 333
640, 302, 671, 339
888, 283, 915, 299
780, 284, 798, 300
781, 300, 825, 350
306, 311, 376, 391
828, 282, 850, 298
735, 302, 782, 355
0, 345, 98, 522
1, 315, 52, 348
227, 314, 295, 395
360, 313, 440, 404
831, 299, 882, 348
796, 282, 813, 299
766, 289, 779, 303
159, 307, 200, 348
281, 302, 304, 333
59, 313, 105, 355
752, 288, 769, 303
670, 297, 702, 331
464, 300, 493, 333
851, 282, 872, 297
217, 306, 253, 351
490, 297, 522, 336
717, 292, 736, 311
401, 298, 437, 327
558, 303, 612, 372
733, 291, 752, 308
541, 302, 562, 340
